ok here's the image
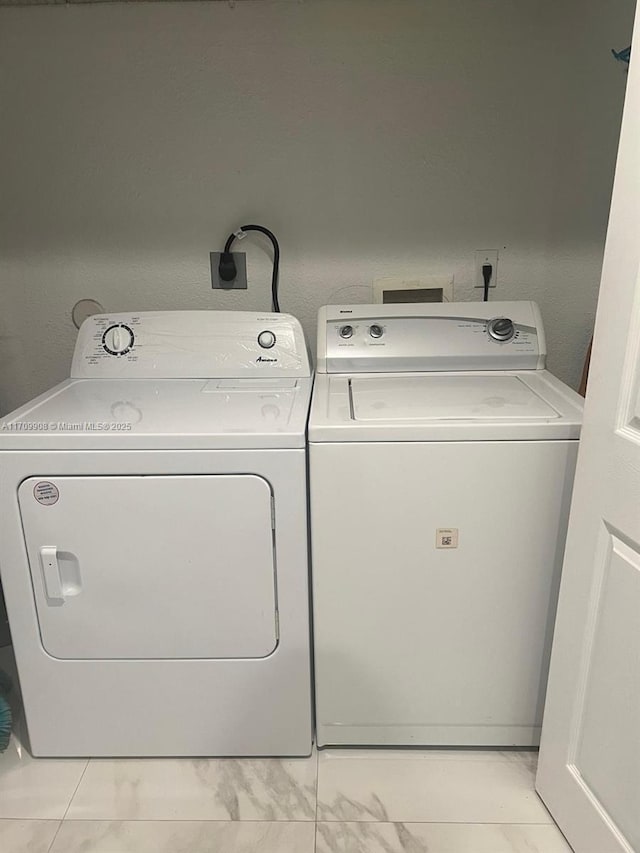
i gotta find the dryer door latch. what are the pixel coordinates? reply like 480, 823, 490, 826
39, 546, 64, 603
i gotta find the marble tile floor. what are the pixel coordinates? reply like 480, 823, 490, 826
0, 740, 576, 852
0, 651, 573, 852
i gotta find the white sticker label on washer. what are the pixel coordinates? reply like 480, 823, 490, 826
436, 528, 458, 549
33, 481, 59, 506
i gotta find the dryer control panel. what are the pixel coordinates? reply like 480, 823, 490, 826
72, 311, 311, 379
317, 302, 546, 373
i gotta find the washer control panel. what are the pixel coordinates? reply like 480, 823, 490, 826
72, 311, 311, 379
318, 302, 545, 373
339, 323, 386, 341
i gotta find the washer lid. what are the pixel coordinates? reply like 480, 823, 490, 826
351, 375, 559, 422
309, 370, 583, 442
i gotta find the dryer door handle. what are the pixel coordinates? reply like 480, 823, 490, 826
39, 546, 64, 602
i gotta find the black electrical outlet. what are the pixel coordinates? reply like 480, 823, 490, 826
210, 252, 247, 290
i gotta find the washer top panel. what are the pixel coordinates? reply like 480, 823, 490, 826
310, 370, 582, 442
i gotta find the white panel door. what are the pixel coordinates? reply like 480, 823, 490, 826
536, 9, 640, 851
18, 475, 277, 660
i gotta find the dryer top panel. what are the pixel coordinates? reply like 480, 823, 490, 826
317, 302, 545, 373
72, 311, 311, 380
0, 377, 313, 450
0, 311, 313, 449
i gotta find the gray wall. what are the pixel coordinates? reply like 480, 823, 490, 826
0, 0, 635, 411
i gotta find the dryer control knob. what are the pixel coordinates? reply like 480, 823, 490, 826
339, 325, 354, 339
369, 324, 384, 338
257, 330, 276, 349
488, 317, 515, 342
103, 324, 135, 355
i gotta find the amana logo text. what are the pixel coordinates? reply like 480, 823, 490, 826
256, 356, 278, 363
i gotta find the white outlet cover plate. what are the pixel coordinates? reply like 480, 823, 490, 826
474, 249, 498, 288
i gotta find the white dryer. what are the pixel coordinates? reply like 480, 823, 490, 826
309, 302, 583, 748
0, 311, 313, 757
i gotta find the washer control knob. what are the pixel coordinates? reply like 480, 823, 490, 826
369, 324, 384, 339
339, 325, 354, 339
257, 330, 276, 349
488, 317, 515, 342
103, 324, 135, 355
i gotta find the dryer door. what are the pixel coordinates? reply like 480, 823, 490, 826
18, 475, 277, 660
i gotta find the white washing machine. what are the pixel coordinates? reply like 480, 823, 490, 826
309, 301, 583, 748
0, 310, 313, 757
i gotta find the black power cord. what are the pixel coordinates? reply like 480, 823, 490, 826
482, 263, 493, 302
219, 224, 281, 313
